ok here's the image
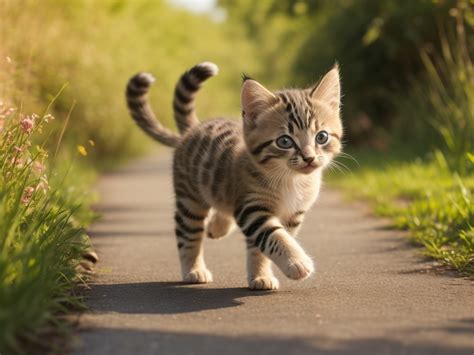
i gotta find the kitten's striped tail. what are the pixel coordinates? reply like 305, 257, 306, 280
126, 73, 181, 147
173, 62, 219, 134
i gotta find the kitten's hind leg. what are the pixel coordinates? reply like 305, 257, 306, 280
247, 249, 279, 290
206, 210, 235, 239
175, 198, 212, 284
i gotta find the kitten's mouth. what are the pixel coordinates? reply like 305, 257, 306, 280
296, 163, 319, 174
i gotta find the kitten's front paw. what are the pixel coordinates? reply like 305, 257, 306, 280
285, 255, 314, 280
183, 268, 213, 284
249, 276, 280, 290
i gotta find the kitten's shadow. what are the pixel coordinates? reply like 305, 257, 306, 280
87, 281, 273, 314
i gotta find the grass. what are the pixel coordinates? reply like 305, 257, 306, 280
331, 151, 474, 275
0, 102, 96, 354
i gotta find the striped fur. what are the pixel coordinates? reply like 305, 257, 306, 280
126, 62, 218, 146
126, 63, 343, 290
173, 62, 218, 133
126, 72, 181, 147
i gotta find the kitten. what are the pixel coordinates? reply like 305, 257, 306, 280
126, 62, 342, 290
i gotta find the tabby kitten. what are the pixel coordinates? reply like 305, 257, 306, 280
126, 62, 342, 290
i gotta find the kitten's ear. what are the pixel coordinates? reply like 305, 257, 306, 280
241, 79, 277, 123
310, 65, 341, 112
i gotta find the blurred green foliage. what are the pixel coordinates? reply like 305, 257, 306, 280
394, 29, 474, 174
221, 0, 473, 151
1, 0, 258, 166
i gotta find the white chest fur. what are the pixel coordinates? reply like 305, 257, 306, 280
278, 172, 322, 218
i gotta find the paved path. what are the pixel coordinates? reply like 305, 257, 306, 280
73, 152, 473, 355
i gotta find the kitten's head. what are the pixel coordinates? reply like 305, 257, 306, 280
241, 66, 342, 175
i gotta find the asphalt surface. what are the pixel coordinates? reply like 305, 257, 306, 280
73, 152, 473, 355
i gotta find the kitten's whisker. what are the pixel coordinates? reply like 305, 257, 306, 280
328, 162, 345, 175
337, 152, 360, 166
331, 160, 351, 173
327, 165, 339, 175
333, 160, 352, 172
328, 160, 350, 175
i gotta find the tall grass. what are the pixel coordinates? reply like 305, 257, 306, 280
393, 5, 473, 174
0, 102, 94, 353
420, 18, 473, 174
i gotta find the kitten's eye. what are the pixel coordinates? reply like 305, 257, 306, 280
276, 135, 294, 149
316, 130, 329, 145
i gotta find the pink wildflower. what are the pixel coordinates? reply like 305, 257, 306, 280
20, 116, 35, 134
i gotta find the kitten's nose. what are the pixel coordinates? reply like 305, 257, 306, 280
302, 156, 315, 164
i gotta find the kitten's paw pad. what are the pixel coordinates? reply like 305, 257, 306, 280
285, 257, 314, 280
249, 276, 280, 290
183, 268, 213, 284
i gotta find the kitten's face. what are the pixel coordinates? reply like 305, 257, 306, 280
241, 67, 342, 175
